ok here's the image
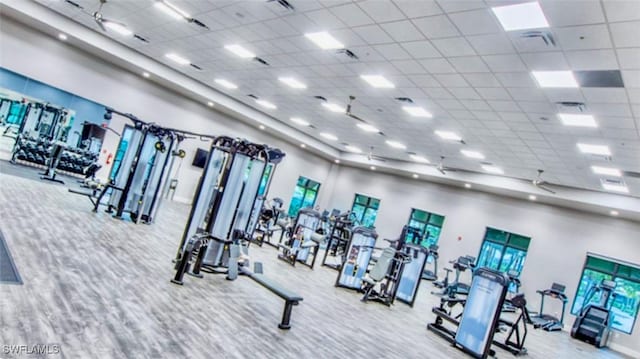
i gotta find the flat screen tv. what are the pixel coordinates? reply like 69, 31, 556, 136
192, 148, 208, 168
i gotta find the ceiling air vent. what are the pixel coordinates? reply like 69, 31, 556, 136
556, 101, 586, 112
394, 97, 414, 104
336, 49, 359, 60
519, 31, 556, 46
267, 0, 295, 11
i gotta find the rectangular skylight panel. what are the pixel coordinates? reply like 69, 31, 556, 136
577, 143, 611, 156
461, 150, 485, 159
214, 79, 238, 89
435, 130, 462, 141
225, 45, 255, 58
279, 77, 307, 89
492, 2, 549, 31
591, 166, 622, 177
305, 32, 344, 50
532, 71, 579, 88
402, 106, 433, 118
360, 75, 395, 88
559, 113, 597, 127
165, 53, 190, 65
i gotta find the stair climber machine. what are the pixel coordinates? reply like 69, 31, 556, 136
530, 282, 568, 332
278, 208, 325, 269
95, 108, 201, 224
172, 136, 285, 279
428, 268, 510, 359
571, 279, 617, 348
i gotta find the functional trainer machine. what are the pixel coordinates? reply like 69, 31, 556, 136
571, 279, 617, 348
278, 208, 325, 268
335, 227, 378, 290
321, 212, 354, 270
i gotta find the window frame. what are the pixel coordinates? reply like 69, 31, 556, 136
350, 193, 380, 228
287, 176, 321, 217
571, 253, 640, 334
476, 227, 531, 278
405, 208, 445, 248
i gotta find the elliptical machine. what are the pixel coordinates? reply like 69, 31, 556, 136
571, 279, 617, 348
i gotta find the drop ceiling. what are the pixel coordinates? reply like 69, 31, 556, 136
32, 0, 640, 196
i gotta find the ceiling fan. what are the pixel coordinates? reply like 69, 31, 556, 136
64, 0, 149, 42
434, 156, 459, 175
532, 169, 556, 194
367, 146, 386, 162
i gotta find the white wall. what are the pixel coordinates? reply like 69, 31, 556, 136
3, 15, 640, 356
328, 165, 640, 355
0, 17, 333, 206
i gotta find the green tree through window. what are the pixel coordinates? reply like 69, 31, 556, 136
571, 254, 640, 334
406, 208, 445, 248
350, 194, 380, 228
476, 228, 531, 290
288, 176, 321, 217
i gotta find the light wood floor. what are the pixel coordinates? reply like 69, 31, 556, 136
0, 166, 630, 359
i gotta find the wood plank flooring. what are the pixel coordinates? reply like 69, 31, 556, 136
0, 167, 630, 359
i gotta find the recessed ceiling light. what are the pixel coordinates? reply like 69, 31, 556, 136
528, 194, 537, 201
357, 123, 379, 133
559, 113, 597, 127
435, 130, 462, 141
360, 75, 395, 88
577, 143, 611, 156
482, 165, 504, 175
385, 140, 406, 149
402, 106, 433, 118
334, 159, 340, 164
610, 210, 619, 216
602, 183, 629, 193
165, 53, 190, 65
492, 2, 549, 31
290, 117, 310, 126
305, 32, 344, 50
278, 77, 307, 89
320, 132, 338, 141
591, 166, 622, 177
464, 183, 472, 189
154, 0, 190, 19
104, 21, 133, 36
214, 79, 238, 89
224, 44, 256, 59
460, 150, 485, 159
322, 102, 345, 113
412, 174, 419, 179
255, 99, 276, 110
207, 101, 214, 107
142, 72, 150, 78
532, 71, 579, 88
259, 125, 266, 130
300, 144, 306, 148
345, 145, 362, 153
370, 166, 376, 171
409, 154, 429, 163
58, 33, 68, 41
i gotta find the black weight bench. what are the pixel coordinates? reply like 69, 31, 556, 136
68, 188, 99, 207
240, 266, 303, 329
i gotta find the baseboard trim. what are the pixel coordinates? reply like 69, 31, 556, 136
608, 342, 639, 358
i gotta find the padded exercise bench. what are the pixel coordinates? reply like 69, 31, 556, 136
240, 266, 303, 329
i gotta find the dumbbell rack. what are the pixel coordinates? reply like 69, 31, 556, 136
11, 134, 99, 178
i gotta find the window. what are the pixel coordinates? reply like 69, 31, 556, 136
476, 228, 531, 287
256, 164, 273, 196
288, 176, 320, 217
350, 194, 380, 228
571, 254, 640, 334
406, 208, 445, 248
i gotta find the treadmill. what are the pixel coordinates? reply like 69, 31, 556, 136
530, 282, 568, 331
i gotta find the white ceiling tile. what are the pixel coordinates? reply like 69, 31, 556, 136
391, 59, 427, 75
412, 15, 460, 39
431, 37, 476, 57
393, 0, 443, 18
448, 9, 502, 36
495, 72, 538, 88
420, 58, 457, 73
436, 0, 486, 13
329, 3, 375, 27
434, 74, 469, 87
617, 49, 640, 69
544, 88, 586, 103
466, 33, 515, 55
540, 0, 605, 26
448, 56, 490, 73
463, 73, 502, 87
357, 0, 406, 22
380, 20, 425, 42
565, 50, 619, 70
555, 24, 613, 50
449, 87, 481, 100
609, 21, 640, 48
488, 100, 521, 111
425, 88, 455, 99
520, 52, 570, 71
476, 87, 511, 100
622, 71, 640, 87
400, 40, 441, 59
589, 103, 633, 117
598, 116, 637, 129
373, 43, 412, 60
602, 0, 640, 22
305, 8, 347, 30
482, 54, 527, 72
582, 88, 629, 104
461, 99, 491, 111
628, 88, 640, 104
519, 101, 555, 113
507, 87, 546, 101
352, 24, 395, 45
408, 74, 440, 87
